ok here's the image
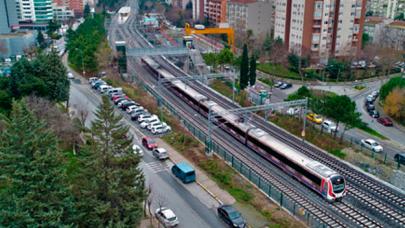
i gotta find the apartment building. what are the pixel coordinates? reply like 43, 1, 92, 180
204, 0, 227, 24
227, 0, 273, 37
53, 3, 75, 21
0, 0, 19, 34
274, 0, 366, 63
192, 0, 205, 21
364, 17, 405, 51
366, 0, 404, 19
16, 0, 53, 23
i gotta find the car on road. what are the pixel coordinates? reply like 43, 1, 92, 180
151, 124, 172, 134
306, 113, 323, 124
377, 117, 393, 126
152, 147, 169, 160
368, 109, 380, 118
155, 207, 179, 227
322, 120, 338, 133
171, 161, 196, 183
366, 103, 375, 112
67, 72, 74, 79
132, 144, 144, 157
274, 81, 283, 88
217, 205, 246, 228
394, 153, 405, 165
361, 139, 383, 152
142, 136, 157, 150
280, 83, 292, 89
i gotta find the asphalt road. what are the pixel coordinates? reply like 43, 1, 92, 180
67, 66, 225, 228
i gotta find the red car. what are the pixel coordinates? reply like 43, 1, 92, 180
112, 94, 128, 101
377, 117, 393, 126
142, 136, 158, 150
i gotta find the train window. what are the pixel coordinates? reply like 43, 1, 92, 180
248, 135, 322, 186
331, 176, 345, 193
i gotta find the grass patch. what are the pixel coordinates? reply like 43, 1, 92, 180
328, 149, 346, 159
257, 63, 300, 80
354, 85, 366, 90
258, 78, 274, 87
229, 187, 254, 202
356, 124, 388, 140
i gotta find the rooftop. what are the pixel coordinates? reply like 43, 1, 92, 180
388, 20, 405, 29
176, 161, 194, 173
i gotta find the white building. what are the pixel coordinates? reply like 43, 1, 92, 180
16, 0, 54, 23
366, 0, 405, 19
53, 4, 75, 21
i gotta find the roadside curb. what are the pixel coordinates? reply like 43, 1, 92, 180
195, 181, 223, 205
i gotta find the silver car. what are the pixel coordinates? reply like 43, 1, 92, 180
155, 207, 179, 227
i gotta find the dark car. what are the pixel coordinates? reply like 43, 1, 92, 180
120, 101, 139, 110
366, 103, 375, 111
280, 83, 292, 89
368, 110, 380, 118
142, 136, 158, 150
114, 98, 128, 105
394, 153, 405, 165
217, 205, 246, 228
377, 117, 393, 126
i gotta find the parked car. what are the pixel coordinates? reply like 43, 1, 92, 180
142, 136, 157, 150
88, 77, 98, 84
67, 72, 74, 79
217, 205, 246, 228
138, 113, 153, 123
127, 105, 143, 114
120, 101, 138, 110
371, 90, 379, 98
112, 94, 127, 101
394, 153, 405, 165
152, 147, 169, 160
107, 87, 123, 97
98, 85, 112, 94
322, 120, 338, 133
366, 94, 374, 102
130, 109, 147, 120
366, 103, 375, 112
361, 139, 383, 152
368, 109, 380, 118
155, 207, 179, 227
132, 144, 144, 157
147, 121, 163, 130
92, 80, 106, 89
140, 116, 159, 128
280, 83, 292, 89
171, 161, 196, 183
377, 117, 393, 126
115, 98, 128, 106
306, 113, 323, 124
274, 81, 283, 88
151, 124, 172, 134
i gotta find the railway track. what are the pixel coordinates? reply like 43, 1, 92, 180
114, 6, 405, 227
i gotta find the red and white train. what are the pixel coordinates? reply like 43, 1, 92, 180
142, 57, 347, 202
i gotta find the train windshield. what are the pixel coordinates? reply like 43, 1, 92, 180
331, 176, 345, 193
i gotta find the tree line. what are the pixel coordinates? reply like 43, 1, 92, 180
239, 44, 257, 90
0, 96, 146, 226
0, 51, 69, 114
66, 14, 106, 74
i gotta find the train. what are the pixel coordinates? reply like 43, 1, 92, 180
118, 7, 130, 24
141, 57, 347, 202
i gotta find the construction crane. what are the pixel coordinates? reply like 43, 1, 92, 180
184, 23, 235, 53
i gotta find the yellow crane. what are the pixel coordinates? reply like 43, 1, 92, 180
184, 23, 235, 53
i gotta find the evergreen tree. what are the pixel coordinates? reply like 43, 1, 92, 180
240, 44, 249, 90
33, 51, 70, 102
0, 100, 77, 226
249, 55, 256, 86
84, 3, 91, 18
36, 30, 45, 49
263, 33, 272, 52
77, 96, 146, 226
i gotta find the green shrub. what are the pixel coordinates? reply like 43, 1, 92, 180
229, 187, 253, 202
328, 149, 346, 159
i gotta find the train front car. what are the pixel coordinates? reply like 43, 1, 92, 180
327, 175, 346, 202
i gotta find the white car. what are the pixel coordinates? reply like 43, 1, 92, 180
88, 77, 98, 84
151, 124, 172, 134
126, 105, 142, 114
322, 120, 338, 133
140, 117, 159, 129
155, 207, 179, 227
152, 148, 169, 160
67, 72, 74, 79
132, 144, 144, 157
361, 139, 383, 152
138, 113, 153, 123
366, 94, 374, 102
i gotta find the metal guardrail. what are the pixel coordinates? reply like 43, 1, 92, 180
140, 80, 328, 228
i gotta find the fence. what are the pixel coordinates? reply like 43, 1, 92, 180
139, 79, 328, 228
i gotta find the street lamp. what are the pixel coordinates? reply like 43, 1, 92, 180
75, 48, 85, 77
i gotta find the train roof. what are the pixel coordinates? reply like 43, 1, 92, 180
252, 130, 338, 178
118, 7, 131, 14
169, 75, 208, 102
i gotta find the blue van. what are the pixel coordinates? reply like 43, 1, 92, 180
171, 161, 196, 183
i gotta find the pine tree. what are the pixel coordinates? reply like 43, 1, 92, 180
36, 30, 45, 49
249, 55, 256, 87
0, 100, 77, 226
77, 96, 146, 226
240, 44, 249, 90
